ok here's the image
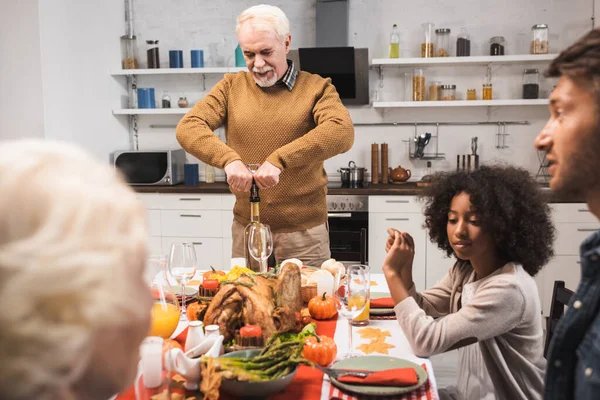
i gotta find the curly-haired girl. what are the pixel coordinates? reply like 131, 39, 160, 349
382, 165, 554, 400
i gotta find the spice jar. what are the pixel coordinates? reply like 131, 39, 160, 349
421, 22, 435, 58
456, 28, 471, 57
429, 81, 441, 101
120, 35, 138, 69
178, 97, 189, 108
490, 36, 505, 56
466, 89, 477, 100
531, 24, 549, 54
162, 92, 171, 108
522, 69, 540, 99
146, 40, 160, 68
435, 29, 451, 57
482, 83, 493, 100
412, 69, 426, 101
440, 85, 456, 101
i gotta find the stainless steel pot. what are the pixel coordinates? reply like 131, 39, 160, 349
338, 161, 367, 185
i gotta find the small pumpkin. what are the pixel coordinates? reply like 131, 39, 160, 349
302, 335, 337, 366
186, 301, 202, 321
308, 292, 338, 320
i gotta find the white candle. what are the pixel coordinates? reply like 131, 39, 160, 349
140, 336, 163, 388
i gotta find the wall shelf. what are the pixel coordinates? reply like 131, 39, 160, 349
113, 108, 191, 115
371, 54, 558, 67
372, 99, 548, 108
111, 67, 247, 76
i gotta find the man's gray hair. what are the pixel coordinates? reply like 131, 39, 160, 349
236, 4, 290, 42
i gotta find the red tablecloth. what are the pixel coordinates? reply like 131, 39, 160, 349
116, 319, 337, 400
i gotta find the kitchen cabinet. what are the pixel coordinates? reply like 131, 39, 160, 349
137, 193, 235, 268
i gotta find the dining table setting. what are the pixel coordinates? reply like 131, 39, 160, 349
114, 250, 439, 400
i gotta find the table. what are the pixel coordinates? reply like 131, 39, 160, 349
116, 272, 439, 399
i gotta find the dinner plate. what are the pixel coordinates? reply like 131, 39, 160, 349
369, 307, 396, 316
171, 285, 198, 296
329, 355, 428, 396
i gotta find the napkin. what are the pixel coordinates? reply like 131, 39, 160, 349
370, 297, 395, 309
337, 368, 418, 387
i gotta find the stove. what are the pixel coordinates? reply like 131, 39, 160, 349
326, 181, 370, 190
326, 194, 369, 212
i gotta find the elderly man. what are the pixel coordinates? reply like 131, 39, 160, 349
534, 28, 600, 399
176, 4, 354, 269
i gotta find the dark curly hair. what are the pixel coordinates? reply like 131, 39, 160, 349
419, 165, 555, 276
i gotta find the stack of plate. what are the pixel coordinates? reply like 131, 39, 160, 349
369, 292, 395, 316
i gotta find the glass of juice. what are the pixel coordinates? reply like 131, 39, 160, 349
148, 282, 181, 339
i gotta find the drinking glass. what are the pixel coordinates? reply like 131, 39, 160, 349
148, 282, 180, 339
247, 224, 273, 273
334, 264, 370, 359
167, 243, 197, 320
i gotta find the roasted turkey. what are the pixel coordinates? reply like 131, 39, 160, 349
202, 263, 302, 342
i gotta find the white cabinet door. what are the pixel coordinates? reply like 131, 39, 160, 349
539, 255, 581, 316
369, 212, 426, 291
146, 209, 162, 237
223, 238, 233, 269
425, 238, 453, 287
159, 194, 222, 210
147, 236, 163, 256
369, 196, 423, 214
162, 237, 224, 270
554, 222, 600, 255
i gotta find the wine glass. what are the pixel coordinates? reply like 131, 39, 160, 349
167, 243, 197, 320
334, 264, 370, 359
148, 282, 180, 339
248, 223, 273, 273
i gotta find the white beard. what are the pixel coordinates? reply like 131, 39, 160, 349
253, 68, 278, 87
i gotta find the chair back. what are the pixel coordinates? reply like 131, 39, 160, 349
544, 280, 575, 357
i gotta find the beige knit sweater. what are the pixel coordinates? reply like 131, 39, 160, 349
176, 71, 354, 232
395, 260, 546, 399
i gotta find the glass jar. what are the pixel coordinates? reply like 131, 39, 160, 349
429, 81, 441, 101
531, 24, 549, 54
389, 24, 400, 58
482, 83, 493, 100
412, 69, 426, 101
523, 68, 540, 99
120, 35, 138, 69
162, 92, 171, 108
490, 36, 505, 56
441, 85, 456, 101
146, 40, 160, 69
435, 29, 451, 57
456, 28, 471, 57
466, 88, 477, 100
421, 22, 435, 58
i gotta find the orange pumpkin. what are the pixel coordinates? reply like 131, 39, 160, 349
186, 301, 202, 321
302, 335, 337, 366
308, 292, 338, 320
162, 339, 183, 363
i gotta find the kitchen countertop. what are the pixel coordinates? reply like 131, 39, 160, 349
133, 181, 584, 203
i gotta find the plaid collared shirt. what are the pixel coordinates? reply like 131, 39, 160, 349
278, 59, 298, 91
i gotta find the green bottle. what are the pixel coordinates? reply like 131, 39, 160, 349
235, 44, 245, 67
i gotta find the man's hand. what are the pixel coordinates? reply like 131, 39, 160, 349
224, 160, 253, 192
253, 161, 281, 189
383, 228, 415, 274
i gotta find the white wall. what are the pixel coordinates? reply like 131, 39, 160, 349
37, 0, 130, 162
0, 0, 45, 140
4, 0, 597, 175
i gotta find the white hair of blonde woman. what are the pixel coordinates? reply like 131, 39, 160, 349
236, 4, 290, 42
0, 139, 150, 400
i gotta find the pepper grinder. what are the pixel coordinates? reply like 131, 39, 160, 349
471, 137, 479, 169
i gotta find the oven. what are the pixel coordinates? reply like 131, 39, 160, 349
327, 195, 369, 264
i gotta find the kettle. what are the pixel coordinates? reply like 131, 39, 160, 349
389, 165, 412, 182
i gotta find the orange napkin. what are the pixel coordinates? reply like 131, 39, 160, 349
370, 297, 395, 308
337, 368, 418, 387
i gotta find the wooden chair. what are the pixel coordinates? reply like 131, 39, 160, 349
544, 280, 575, 357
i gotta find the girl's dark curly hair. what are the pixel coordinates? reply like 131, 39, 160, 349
419, 165, 555, 276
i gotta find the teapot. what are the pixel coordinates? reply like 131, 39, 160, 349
164, 333, 224, 390
389, 165, 412, 182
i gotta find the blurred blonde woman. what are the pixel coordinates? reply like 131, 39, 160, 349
0, 139, 152, 400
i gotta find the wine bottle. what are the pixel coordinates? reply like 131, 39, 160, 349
243, 178, 261, 271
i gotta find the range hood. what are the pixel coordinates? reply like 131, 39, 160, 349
289, 0, 369, 105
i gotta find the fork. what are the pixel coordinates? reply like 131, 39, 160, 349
313, 363, 372, 379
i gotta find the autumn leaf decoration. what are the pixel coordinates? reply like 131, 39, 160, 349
356, 327, 396, 355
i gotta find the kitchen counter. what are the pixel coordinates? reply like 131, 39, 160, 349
132, 182, 584, 203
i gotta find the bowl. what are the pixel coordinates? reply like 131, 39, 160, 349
218, 349, 297, 398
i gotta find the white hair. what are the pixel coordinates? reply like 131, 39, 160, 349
0, 139, 148, 399
236, 4, 290, 42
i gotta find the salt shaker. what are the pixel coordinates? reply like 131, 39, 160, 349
204, 325, 224, 355
185, 320, 205, 353
140, 336, 164, 388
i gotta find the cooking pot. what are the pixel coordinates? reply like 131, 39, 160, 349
338, 161, 367, 185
